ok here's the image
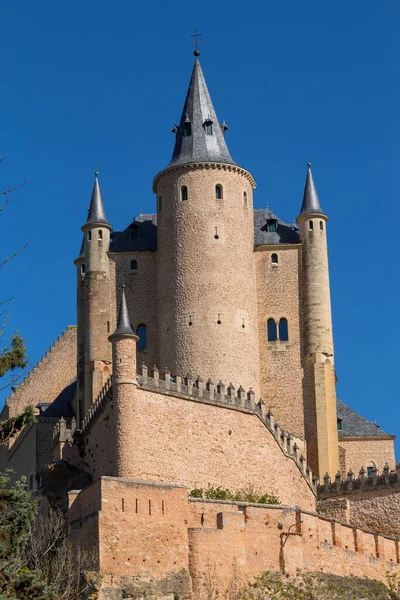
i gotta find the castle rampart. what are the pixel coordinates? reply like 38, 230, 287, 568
58, 363, 315, 507
68, 477, 400, 599
317, 467, 400, 539
1, 326, 77, 422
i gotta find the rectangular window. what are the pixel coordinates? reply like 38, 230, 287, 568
337, 419, 343, 431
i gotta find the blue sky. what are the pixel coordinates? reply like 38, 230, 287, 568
0, 2, 399, 455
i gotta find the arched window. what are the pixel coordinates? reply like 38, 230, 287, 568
367, 462, 376, 478
181, 186, 188, 201
243, 191, 248, 207
158, 195, 162, 211
320, 221, 324, 231
131, 259, 138, 272
184, 122, 192, 137
267, 318, 277, 342
81, 264, 85, 275
136, 324, 147, 349
309, 221, 314, 230
98, 230, 103, 240
271, 253, 278, 264
215, 184, 223, 199
279, 318, 289, 341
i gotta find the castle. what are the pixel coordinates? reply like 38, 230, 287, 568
1, 51, 399, 598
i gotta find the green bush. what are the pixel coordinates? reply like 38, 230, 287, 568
189, 484, 280, 505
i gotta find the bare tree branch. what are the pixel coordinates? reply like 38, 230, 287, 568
0, 179, 28, 198
0, 238, 31, 269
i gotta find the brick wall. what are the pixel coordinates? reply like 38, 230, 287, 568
255, 246, 305, 439
68, 477, 400, 598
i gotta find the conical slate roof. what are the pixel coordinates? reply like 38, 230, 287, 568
168, 56, 236, 168
110, 286, 136, 338
299, 164, 324, 216
84, 173, 111, 227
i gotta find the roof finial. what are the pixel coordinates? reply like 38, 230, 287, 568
190, 28, 202, 57
307, 153, 311, 169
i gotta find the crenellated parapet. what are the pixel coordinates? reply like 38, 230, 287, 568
136, 363, 318, 494
81, 376, 113, 433
318, 464, 400, 499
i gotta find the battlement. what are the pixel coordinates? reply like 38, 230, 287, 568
318, 464, 400, 499
2, 326, 77, 421
68, 476, 400, 596
71, 364, 318, 494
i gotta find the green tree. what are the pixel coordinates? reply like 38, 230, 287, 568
0, 472, 98, 599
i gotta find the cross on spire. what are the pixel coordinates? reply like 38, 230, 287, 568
190, 29, 202, 56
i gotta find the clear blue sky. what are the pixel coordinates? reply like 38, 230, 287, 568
1, 2, 399, 456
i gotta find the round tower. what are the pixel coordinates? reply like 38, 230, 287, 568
109, 286, 139, 478
153, 54, 260, 394
81, 173, 113, 417
296, 163, 339, 478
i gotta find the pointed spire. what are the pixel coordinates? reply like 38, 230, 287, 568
298, 163, 324, 217
109, 286, 137, 339
83, 172, 111, 229
168, 57, 236, 168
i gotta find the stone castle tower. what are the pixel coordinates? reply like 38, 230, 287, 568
296, 166, 339, 476
66, 50, 395, 481
2, 48, 398, 597
153, 56, 260, 395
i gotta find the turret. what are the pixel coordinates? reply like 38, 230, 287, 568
153, 52, 260, 394
80, 173, 113, 417
296, 163, 339, 478
109, 286, 139, 477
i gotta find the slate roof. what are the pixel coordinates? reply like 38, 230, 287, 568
110, 214, 157, 252
254, 207, 299, 246
110, 286, 136, 337
41, 379, 76, 418
110, 207, 300, 253
168, 56, 236, 168
84, 174, 111, 227
336, 398, 391, 438
298, 164, 324, 216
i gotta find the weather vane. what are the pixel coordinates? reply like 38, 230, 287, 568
190, 29, 203, 56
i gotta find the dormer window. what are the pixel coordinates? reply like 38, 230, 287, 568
204, 119, 213, 135
266, 220, 277, 233
184, 122, 192, 137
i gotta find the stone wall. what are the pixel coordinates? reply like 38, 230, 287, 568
254, 245, 305, 439
69, 477, 191, 599
155, 163, 260, 396
68, 477, 400, 599
317, 469, 400, 539
1, 326, 77, 420
339, 437, 395, 476
67, 378, 317, 509
109, 251, 158, 370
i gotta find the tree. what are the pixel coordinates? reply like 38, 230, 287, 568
0, 157, 33, 443
0, 471, 98, 600
0, 155, 29, 393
